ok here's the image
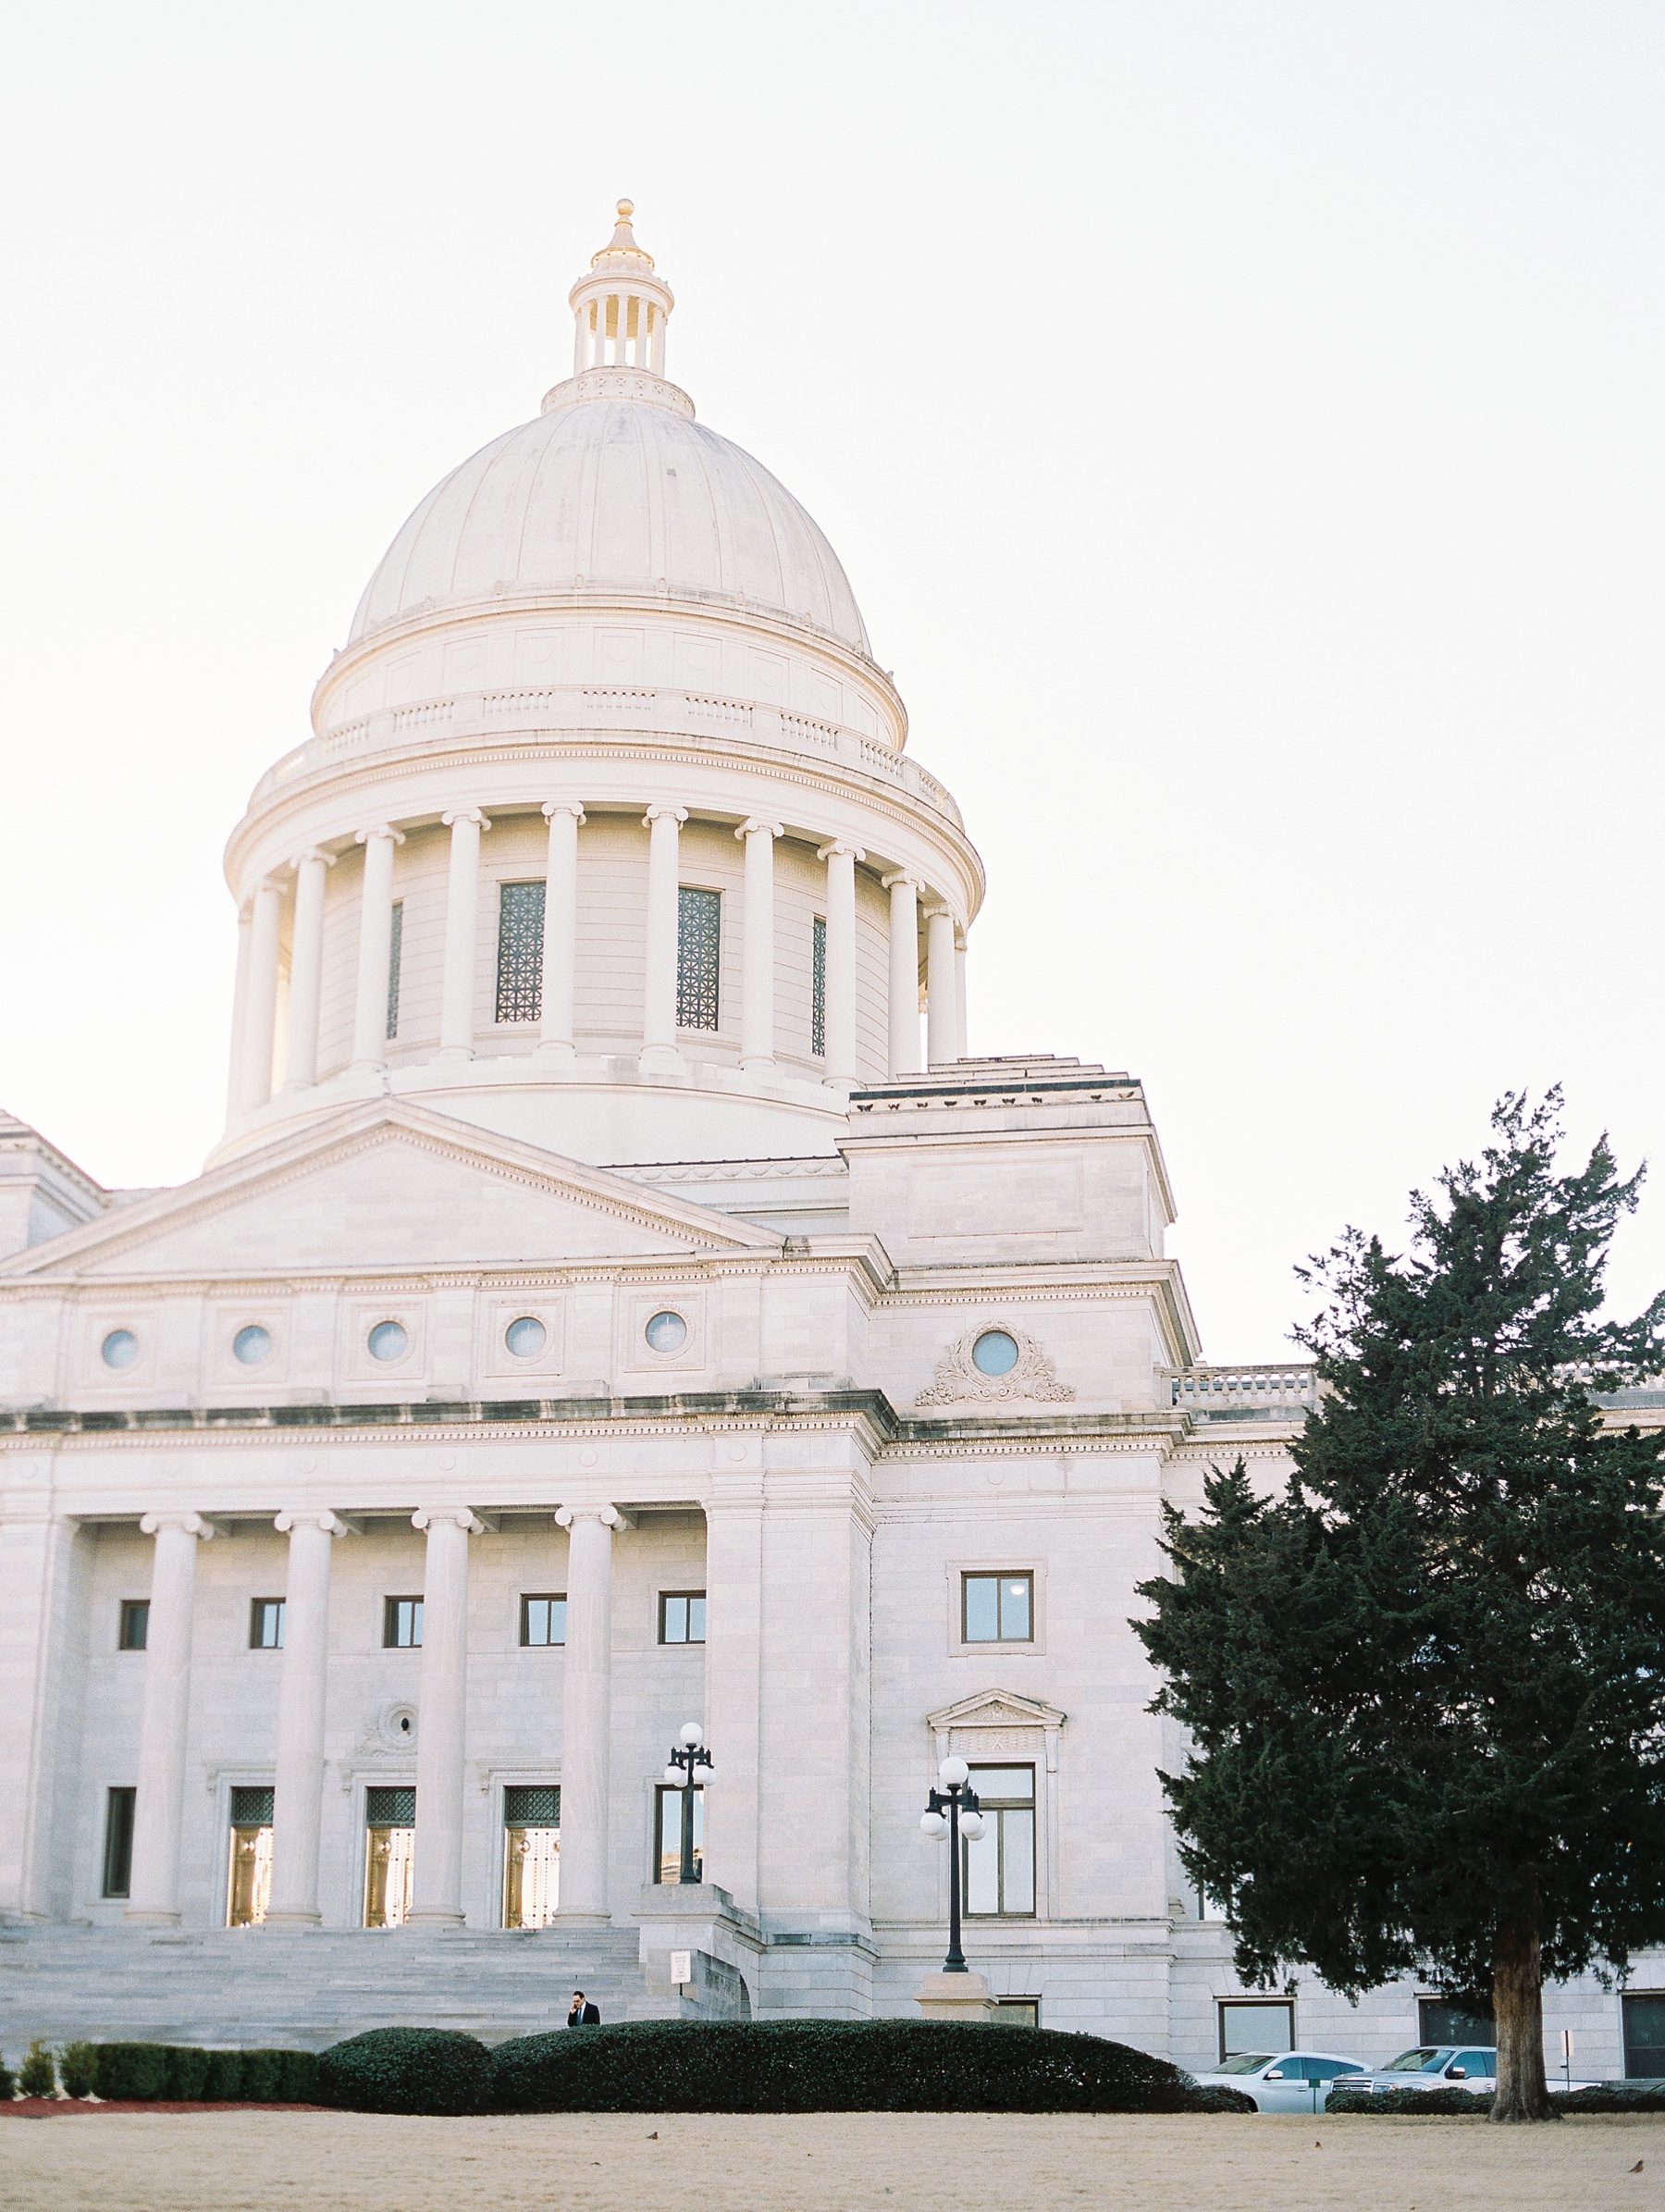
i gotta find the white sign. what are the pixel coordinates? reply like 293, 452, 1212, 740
670, 1949, 693, 1985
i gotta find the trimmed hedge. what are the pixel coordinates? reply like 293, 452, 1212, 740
163, 2047, 213, 2101
58, 2042, 97, 2100
1560, 2082, 1665, 2112
1327, 2085, 1491, 2115
92, 2044, 170, 2100
84, 2043, 318, 2103
484, 2020, 1243, 2117
318, 2028, 497, 2117
203, 2049, 244, 2099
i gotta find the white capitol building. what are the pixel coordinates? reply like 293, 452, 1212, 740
1, 205, 1659, 2076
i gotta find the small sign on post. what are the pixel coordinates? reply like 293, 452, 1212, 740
671, 1948, 693, 1986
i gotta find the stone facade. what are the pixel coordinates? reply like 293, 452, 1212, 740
3, 204, 1663, 2072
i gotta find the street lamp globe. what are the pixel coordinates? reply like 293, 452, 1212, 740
958, 1810, 985, 1840
663, 1764, 687, 1787
938, 1756, 969, 1788
919, 1810, 949, 1840
680, 1722, 704, 1749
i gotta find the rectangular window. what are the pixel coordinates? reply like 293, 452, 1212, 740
503, 1784, 561, 1928
659, 1590, 707, 1645
520, 1593, 567, 1647
1219, 1999, 1294, 2061
962, 1573, 1033, 1643
386, 900, 403, 1040
119, 1599, 150, 1650
676, 886, 721, 1031
495, 880, 546, 1024
811, 914, 826, 1057
227, 1786, 275, 1927
1418, 1997, 1494, 2045
102, 1786, 136, 1898
364, 1786, 415, 1929
995, 1999, 1041, 2027
653, 1783, 704, 1884
1623, 1994, 1665, 2079
250, 1598, 285, 1650
964, 1764, 1035, 1918
383, 1596, 423, 1649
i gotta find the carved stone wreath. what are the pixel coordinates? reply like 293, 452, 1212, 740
915, 1322, 1075, 1408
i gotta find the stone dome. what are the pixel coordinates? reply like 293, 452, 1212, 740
349, 396, 870, 655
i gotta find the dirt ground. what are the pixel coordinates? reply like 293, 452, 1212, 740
4, 2109, 1665, 2212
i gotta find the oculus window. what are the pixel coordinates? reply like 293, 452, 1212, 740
102, 1786, 136, 1899
505, 1315, 546, 1359
383, 1596, 424, 1649
233, 1324, 272, 1366
962, 1573, 1032, 1643
965, 1765, 1035, 1917
503, 1784, 561, 1927
227, 1786, 274, 1927
660, 1591, 706, 1645
495, 881, 546, 1023
364, 1786, 415, 1927
521, 1594, 567, 1647
677, 886, 721, 1030
250, 1599, 285, 1650
101, 1328, 139, 1370
119, 1599, 150, 1651
971, 1329, 1019, 1376
367, 1319, 408, 1362
645, 1309, 687, 1354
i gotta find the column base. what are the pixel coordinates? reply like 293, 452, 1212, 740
916, 1969, 996, 2024
404, 1910, 467, 1930
554, 1909, 614, 1926
434, 1047, 475, 1064
122, 1909, 182, 1927
738, 1055, 776, 1074
637, 1044, 684, 1077
534, 1039, 578, 1066
260, 1909, 324, 1929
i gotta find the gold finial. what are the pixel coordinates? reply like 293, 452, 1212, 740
617, 198, 634, 222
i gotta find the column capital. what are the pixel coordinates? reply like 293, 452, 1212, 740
355, 823, 405, 847
274, 1510, 354, 1537
442, 808, 492, 832
542, 801, 587, 823
643, 804, 688, 828
817, 840, 866, 863
289, 847, 337, 873
412, 1508, 487, 1536
882, 871, 921, 894
735, 818, 784, 842
555, 1503, 635, 1532
139, 1511, 216, 1540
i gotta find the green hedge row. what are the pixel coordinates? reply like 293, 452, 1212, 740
75, 2045, 319, 2102
315, 2020, 1259, 2117
1327, 2081, 1665, 2116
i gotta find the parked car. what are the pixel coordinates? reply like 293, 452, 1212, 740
1190, 2049, 1371, 2112
1362, 2045, 1594, 2095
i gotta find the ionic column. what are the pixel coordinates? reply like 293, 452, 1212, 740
651, 304, 666, 377
606, 294, 620, 365
925, 902, 958, 1068
408, 1508, 486, 1928
438, 809, 490, 1060
817, 841, 864, 1085
240, 879, 283, 1112
574, 296, 589, 377
882, 872, 922, 1077
736, 819, 783, 1070
350, 825, 403, 1072
265, 1511, 351, 1926
126, 1513, 215, 1925
281, 851, 334, 1093
640, 805, 687, 1074
955, 927, 969, 1059
226, 904, 253, 1124
555, 1504, 629, 1920
537, 802, 586, 1062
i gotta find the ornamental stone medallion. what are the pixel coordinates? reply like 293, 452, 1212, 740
914, 1322, 1074, 1407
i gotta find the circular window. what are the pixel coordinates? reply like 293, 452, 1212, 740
645, 1310, 687, 1355
505, 1316, 547, 1360
233, 1324, 273, 1366
972, 1328, 1020, 1377
367, 1321, 409, 1363
100, 1328, 139, 1370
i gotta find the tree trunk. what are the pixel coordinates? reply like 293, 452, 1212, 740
1491, 1915, 1557, 2122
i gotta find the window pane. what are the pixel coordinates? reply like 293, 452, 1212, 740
654, 1786, 703, 1883
1001, 1809, 1036, 1913
964, 1823, 999, 1914
250, 1599, 285, 1650
1624, 1995, 1665, 2078
495, 881, 546, 1024
677, 887, 721, 1030
364, 1787, 416, 1828
386, 900, 403, 1040
1417, 1998, 1494, 2045
969, 1767, 1034, 1803
1221, 2002, 1293, 2058
384, 1597, 423, 1648
521, 1595, 566, 1647
687, 1595, 707, 1643
811, 915, 826, 1057
229, 1786, 275, 1827
119, 1600, 149, 1651
102, 1786, 136, 1897
662, 1595, 687, 1643
998, 1576, 1032, 1639
963, 1576, 999, 1642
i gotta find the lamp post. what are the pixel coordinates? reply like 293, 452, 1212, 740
919, 1755, 983, 1973
662, 1722, 713, 1885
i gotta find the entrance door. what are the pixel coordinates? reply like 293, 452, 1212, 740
503, 1785, 561, 1926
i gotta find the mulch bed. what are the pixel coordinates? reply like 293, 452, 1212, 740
2, 2098, 326, 2117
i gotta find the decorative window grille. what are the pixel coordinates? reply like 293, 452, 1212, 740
495, 881, 546, 1024
365, 1787, 416, 1828
811, 914, 826, 1057
386, 900, 404, 1040
504, 1785, 561, 1827
677, 887, 721, 1031
230, 1786, 275, 1827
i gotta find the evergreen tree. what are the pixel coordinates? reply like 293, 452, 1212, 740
1135, 1093, 1665, 2121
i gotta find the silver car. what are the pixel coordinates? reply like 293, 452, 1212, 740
1190, 2049, 1371, 2112
1364, 2045, 1593, 2095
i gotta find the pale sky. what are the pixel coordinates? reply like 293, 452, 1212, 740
3, 2, 1661, 1363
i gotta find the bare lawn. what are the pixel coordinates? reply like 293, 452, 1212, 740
5, 2109, 1665, 2211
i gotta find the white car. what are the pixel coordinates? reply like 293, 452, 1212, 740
1363, 2045, 1594, 2095
1190, 2049, 1372, 2112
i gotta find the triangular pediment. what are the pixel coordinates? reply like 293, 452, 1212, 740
926, 1689, 1067, 1733
0, 1100, 782, 1280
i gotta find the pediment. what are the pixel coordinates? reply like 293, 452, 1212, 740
0, 1101, 781, 1280
926, 1689, 1067, 1734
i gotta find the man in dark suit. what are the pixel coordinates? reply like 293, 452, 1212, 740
567, 1989, 600, 2026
